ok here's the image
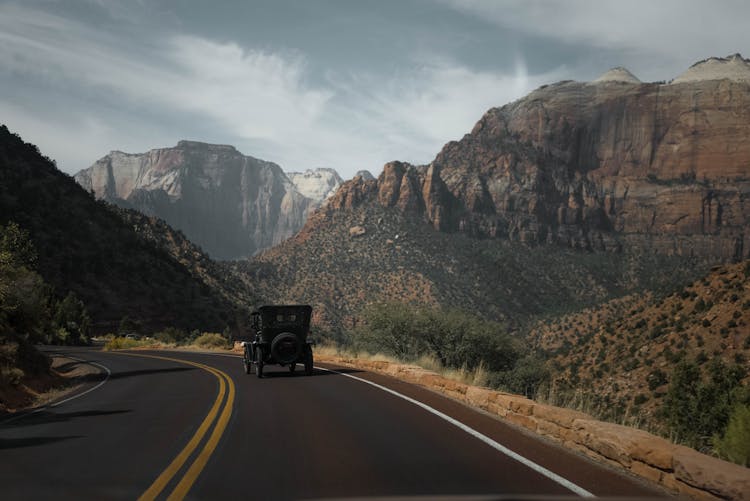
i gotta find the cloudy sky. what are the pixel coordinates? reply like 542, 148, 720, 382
1, 0, 747, 178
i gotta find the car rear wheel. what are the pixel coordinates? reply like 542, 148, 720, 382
271, 332, 302, 365
243, 348, 251, 375
304, 345, 313, 376
255, 346, 264, 378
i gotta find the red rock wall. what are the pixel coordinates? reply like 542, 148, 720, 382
328, 79, 750, 261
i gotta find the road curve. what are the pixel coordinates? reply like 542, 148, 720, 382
0, 347, 665, 500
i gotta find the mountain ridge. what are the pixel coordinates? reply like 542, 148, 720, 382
326, 69, 750, 261
75, 141, 319, 260
0, 125, 249, 334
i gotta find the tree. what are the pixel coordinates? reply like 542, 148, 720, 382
714, 403, 750, 466
663, 358, 748, 451
54, 292, 91, 345
0, 222, 36, 269
663, 361, 701, 445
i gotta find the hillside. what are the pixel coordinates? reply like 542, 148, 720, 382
242, 198, 706, 333
0, 125, 249, 334
529, 260, 750, 430
242, 55, 750, 332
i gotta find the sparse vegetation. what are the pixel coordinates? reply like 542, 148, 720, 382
527, 259, 750, 464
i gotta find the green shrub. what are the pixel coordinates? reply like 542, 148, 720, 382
663, 359, 747, 450
104, 337, 144, 350
492, 354, 550, 398
647, 369, 667, 390
714, 403, 750, 466
0, 366, 25, 385
634, 394, 648, 406
356, 302, 519, 373
153, 327, 187, 344
193, 332, 229, 349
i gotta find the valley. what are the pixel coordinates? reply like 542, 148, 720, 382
2, 51, 749, 493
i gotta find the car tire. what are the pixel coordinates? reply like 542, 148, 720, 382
243, 348, 251, 375
271, 332, 302, 365
304, 345, 314, 376
255, 346, 264, 378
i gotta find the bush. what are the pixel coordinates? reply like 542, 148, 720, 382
647, 369, 667, 390
193, 333, 229, 349
634, 394, 648, 406
493, 354, 550, 398
356, 302, 520, 373
714, 403, 750, 466
104, 337, 144, 350
663, 359, 748, 450
153, 327, 187, 344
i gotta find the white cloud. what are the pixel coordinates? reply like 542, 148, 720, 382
163, 36, 332, 140
439, 0, 750, 79
324, 56, 565, 169
0, 3, 568, 178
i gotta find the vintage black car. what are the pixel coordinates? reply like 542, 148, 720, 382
242, 304, 314, 377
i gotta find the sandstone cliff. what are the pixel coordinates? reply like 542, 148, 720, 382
75, 141, 316, 260
327, 55, 750, 261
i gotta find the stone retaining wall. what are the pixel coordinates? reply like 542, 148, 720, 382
317, 354, 749, 500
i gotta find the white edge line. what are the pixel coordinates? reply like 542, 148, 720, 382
0, 357, 111, 425
317, 366, 595, 498
50, 359, 111, 407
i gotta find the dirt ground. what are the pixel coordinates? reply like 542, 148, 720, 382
0, 354, 102, 416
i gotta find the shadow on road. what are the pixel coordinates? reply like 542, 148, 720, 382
72, 366, 196, 384
257, 367, 363, 379
3, 409, 132, 427
109, 366, 196, 380
0, 435, 83, 449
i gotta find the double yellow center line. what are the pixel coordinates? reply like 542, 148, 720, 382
116, 353, 235, 501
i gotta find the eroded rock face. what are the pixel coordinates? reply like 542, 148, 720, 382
328, 69, 750, 261
286, 168, 343, 204
75, 141, 315, 260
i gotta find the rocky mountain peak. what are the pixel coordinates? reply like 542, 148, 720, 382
325, 69, 750, 261
354, 170, 375, 181
286, 167, 343, 203
75, 142, 316, 259
593, 66, 641, 84
672, 52, 750, 83
176, 139, 238, 152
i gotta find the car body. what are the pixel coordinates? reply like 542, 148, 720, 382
242, 304, 314, 377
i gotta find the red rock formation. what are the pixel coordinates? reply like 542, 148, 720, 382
329, 69, 750, 261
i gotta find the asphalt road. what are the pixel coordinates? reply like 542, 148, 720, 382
0, 348, 666, 500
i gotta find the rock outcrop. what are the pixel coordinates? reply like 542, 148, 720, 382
673, 53, 750, 84
75, 141, 316, 260
286, 167, 343, 204
327, 55, 750, 261
594, 67, 641, 84
354, 170, 375, 181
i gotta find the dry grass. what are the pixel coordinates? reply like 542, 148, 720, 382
317, 343, 491, 388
